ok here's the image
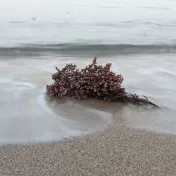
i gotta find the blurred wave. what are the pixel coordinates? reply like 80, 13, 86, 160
1, 43, 176, 57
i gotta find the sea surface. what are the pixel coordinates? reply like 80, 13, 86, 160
0, 0, 176, 145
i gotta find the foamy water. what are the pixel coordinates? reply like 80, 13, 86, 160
0, 0, 176, 144
0, 57, 114, 144
0, 54, 176, 144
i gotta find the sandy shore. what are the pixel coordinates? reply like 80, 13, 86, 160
0, 56, 176, 175
0, 125, 176, 176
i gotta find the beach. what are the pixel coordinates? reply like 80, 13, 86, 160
1, 0, 176, 175
1, 125, 176, 176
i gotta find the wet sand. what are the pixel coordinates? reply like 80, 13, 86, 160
1, 125, 176, 176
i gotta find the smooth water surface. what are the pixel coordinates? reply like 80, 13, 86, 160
0, 0, 176, 144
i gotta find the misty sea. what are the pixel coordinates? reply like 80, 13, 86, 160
0, 0, 176, 145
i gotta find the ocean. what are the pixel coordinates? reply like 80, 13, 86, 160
0, 0, 176, 145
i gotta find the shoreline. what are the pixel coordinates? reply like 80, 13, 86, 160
0, 55, 176, 175
1, 124, 176, 176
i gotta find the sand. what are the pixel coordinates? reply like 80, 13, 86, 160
0, 125, 176, 176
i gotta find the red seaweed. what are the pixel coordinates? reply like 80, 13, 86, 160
46, 57, 158, 107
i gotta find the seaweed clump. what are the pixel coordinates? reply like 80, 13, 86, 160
46, 57, 158, 107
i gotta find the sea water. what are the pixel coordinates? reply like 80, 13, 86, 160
0, 0, 176, 144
